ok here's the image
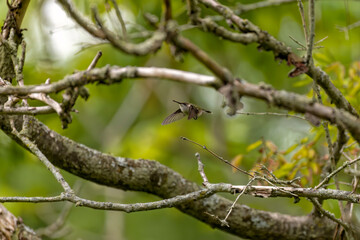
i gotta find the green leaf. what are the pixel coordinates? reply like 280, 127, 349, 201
273, 162, 295, 179
246, 140, 262, 152
283, 143, 299, 155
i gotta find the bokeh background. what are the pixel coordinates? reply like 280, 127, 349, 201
1, 0, 360, 239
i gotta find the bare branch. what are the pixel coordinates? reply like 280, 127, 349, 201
57, 0, 106, 39
171, 35, 233, 84
87, 51, 103, 71
0, 105, 54, 115
36, 181, 83, 238
222, 178, 256, 226
1, 0, 31, 39
10, 120, 73, 194
236, 111, 306, 121
57, 0, 165, 56
109, 0, 128, 40
0, 66, 359, 143
16, 41, 26, 86
297, 0, 308, 43
196, 0, 357, 118
306, 0, 315, 64
289, 35, 306, 50
310, 198, 350, 232
0, 67, 219, 96
0, 113, 337, 238
0, 204, 40, 239
316, 156, 360, 190
195, 153, 210, 186
237, 0, 297, 14
181, 136, 254, 177
0, 185, 226, 212
1, 182, 360, 208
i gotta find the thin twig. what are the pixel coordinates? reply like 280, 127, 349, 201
260, 164, 301, 187
36, 181, 83, 238
10, 120, 73, 194
236, 0, 297, 14
236, 111, 306, 121
222, 178, 255, 226
316, 156, 360, 189
345, 168, 360, 177
306, 0, 315, 64
57, 0, 106, 39
181, 136, 254, 177
315, 36, 328, 45
289, 35, 306, 50
109, 0, 127, 40
171, 36, 233, 84
0, 185, 227, 212
91, 6, 165, 56
2, 182, 360, 205
87, 51, 103, 70
313, 83, 333, 158
310, 198, 349, 231
57, 0, 165, 55
195, 153, 210, 186
297, 0, 308, 43
17, 41, 26, 87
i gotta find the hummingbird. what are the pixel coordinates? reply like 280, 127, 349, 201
162, 100, 211, 125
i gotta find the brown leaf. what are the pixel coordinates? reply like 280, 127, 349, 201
287, 53, 309, 77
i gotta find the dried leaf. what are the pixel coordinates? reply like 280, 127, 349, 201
287, 53, 309, 77
231, 154, 243, 173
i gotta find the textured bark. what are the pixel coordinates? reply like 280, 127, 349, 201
0, 204, 40, 240
0, 0, 346, 239
0, 114, 336, 239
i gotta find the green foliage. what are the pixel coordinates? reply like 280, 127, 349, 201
1, 0, 360, 239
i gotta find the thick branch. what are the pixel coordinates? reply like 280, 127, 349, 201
1, 0, 31, 39
196, 0, 358, 118
0, 115, 336, 239
0, 67, 359, 143
0, 66, 220, 95
234, 80, 360, 143
0, 204, 40, 240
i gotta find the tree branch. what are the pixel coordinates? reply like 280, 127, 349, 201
57, 0, 166, 56
0, 204, 40, 240
0, 66, 359, 143
0, 115, 337, 239
236, 0, 297, 14
196, 0, 358, 118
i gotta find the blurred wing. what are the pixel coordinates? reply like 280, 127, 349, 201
162, 109, 185, 125
188, 106, 199, 120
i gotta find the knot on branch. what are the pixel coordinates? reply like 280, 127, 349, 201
61, 85, 90, 128
219, 79, 244, 116
62, 86, 90, 110
124, 66, 137, 79
287, 53, 309, 77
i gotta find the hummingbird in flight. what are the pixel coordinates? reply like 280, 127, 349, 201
162, 100, 211, 125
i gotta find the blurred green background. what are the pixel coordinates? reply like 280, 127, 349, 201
1, 0, 360, 239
